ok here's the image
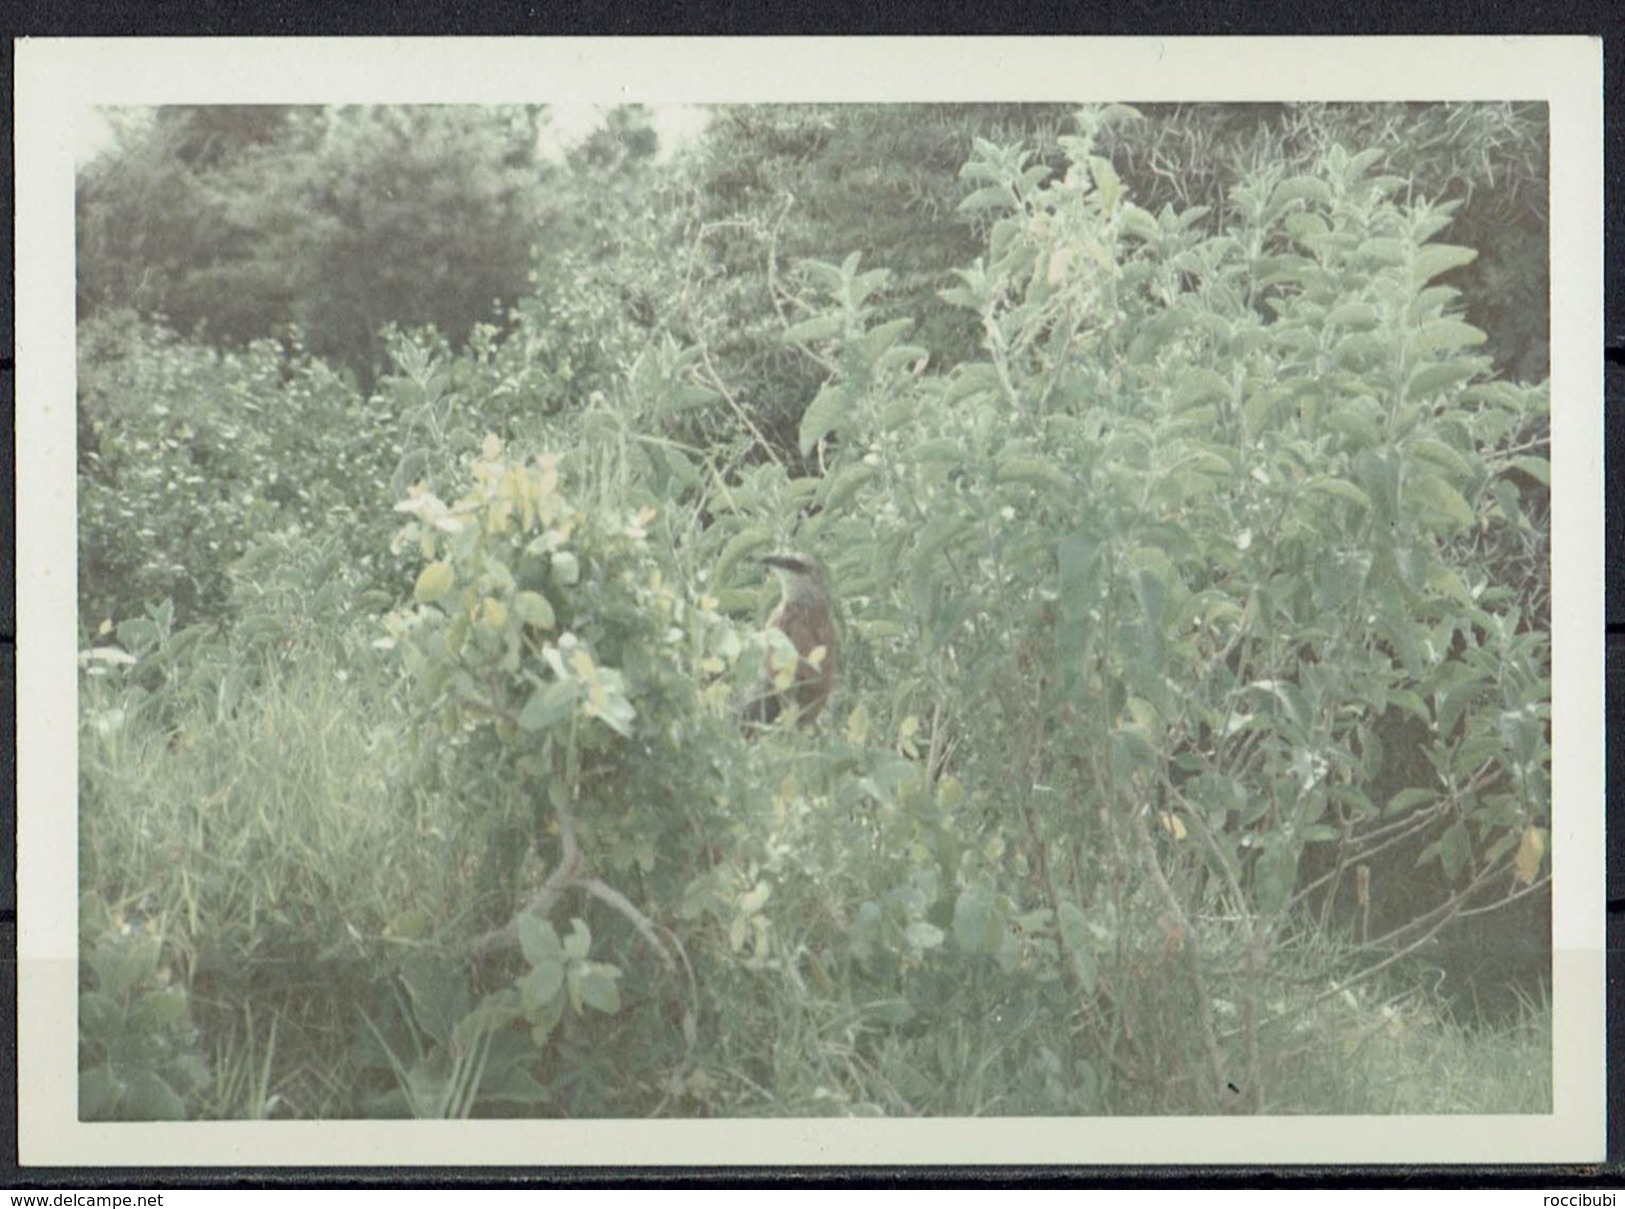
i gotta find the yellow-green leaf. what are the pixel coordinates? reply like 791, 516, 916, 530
1408, 474, 1475, 532
478, 597, 508, 631
413, 560, 455, 604
1514, 826, 1546, 885
514, 590, 556, 631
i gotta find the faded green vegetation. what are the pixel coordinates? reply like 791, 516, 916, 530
77, 102, 1550, 1120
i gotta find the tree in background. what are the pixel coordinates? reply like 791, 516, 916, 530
667, 104, 1075, 465
77, 105, 550, 385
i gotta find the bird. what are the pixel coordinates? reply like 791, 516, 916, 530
747, 552, 837, 727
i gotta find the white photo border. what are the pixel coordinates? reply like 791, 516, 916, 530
15, 35, 1605, 1167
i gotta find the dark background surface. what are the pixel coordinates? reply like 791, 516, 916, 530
0, 0, 1618, 1189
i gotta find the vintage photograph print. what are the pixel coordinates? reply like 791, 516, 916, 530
14, 37, 1604, 1167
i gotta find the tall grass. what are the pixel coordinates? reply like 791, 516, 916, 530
80, 637, 477, 1117
79, 631, 1550, 1118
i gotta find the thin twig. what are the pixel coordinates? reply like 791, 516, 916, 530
470, 795, 583, 955
1127, 803, 1232, 1111
580, 877, 676, 975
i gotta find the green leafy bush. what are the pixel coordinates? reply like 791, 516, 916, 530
79, 893, 210, 1121
77, 106, 548, 383
706, 109, 1551, 1109
372, 437, 740, 1109
78, 311, 406, 628
76, 103, 1551, 1118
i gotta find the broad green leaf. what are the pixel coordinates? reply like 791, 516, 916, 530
799, 383, 848, 456
1508, 455, 1550, 486
1358, 237, 1407, 266
1344, 147, 1387, 181
851, 267, 890, 307
844, 701, 871, 745
1331, 331, 1388, 368
563, 918, 593, 961
1174, 368, 1230, 412
1408, 437, 1474, 482
1089, 155, 1124, 211
995, 455, 1072, 496
908, 438, 966, 464
400, 954, 470, 1048
1436, 820, 1471, 882
941, 361, 1002, 404
91, 935, 160, 999
1355, 451, 1401, 521
517, 914, 563, 968
1127, 309, 1190, 363
1408, 474, 1475, 532
551, 551, 580, 586
1244, 385, 1291, 433
519, 959, 565, 1012
384, 908, 430, 940
914, 515, 975, 566
1408, 359, 1483, 399
1284, 211, 1330, 241
1412, 243, 1477, 284
782, 314, 845, 345
1409, 318, 1487, 357
738, 883, 772, 916
116, 618, 160, 653
1325, 302, 1380, 329
712, 527, 774, 585
1410, 284, 1460, 322
477, 597, 508, 632
1315, 553, 1368, 609
952, 884, 999, 955
1253, 843, 1298, 915
1387, 689, 1429, 723
528, 992, 566, 1045
1382, 787, 1437, 818
414, 560, 455, 604
518, 681, 578, 732
513, 590, 556, 631
860, 317, 916, 361
1304, 477, 1373, 510
130, 987, 190, 1033
1057, 900, 1090, 953
798, 258, 846, 291
123, 1070, 188, 1121
1111, 725, 1159, 788
572, 963, 622, 1014
958, 185, 1014, 214
585, 684, 637, 737
1270, 175, 1334, 209
78, 991, 122, 1038
1120, 204, 1159, 241
822, 463, 878, 513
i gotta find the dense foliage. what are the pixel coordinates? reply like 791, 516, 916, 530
78, 102, 1552, 1120
77, 106, 547, 382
